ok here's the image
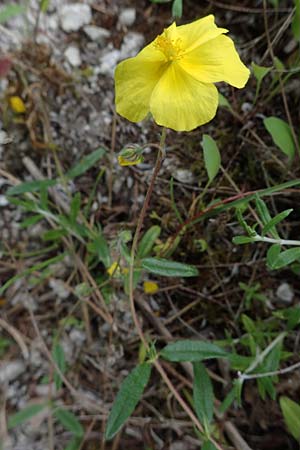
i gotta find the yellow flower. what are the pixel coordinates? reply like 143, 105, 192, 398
117, 146, 144, 166
143, 280, 159, 294
107, 261, 121, 277
115, 15, 250, 132
9, 96, 26, 114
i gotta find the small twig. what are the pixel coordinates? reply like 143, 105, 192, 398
0, 318, 29, 360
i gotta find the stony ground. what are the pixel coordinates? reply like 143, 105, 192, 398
0, 1, 300, 449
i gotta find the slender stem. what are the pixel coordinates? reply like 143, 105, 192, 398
240, 360, 300, 381
127, 129, 227, 448
253, 235, 300, 246
129, 127, 166, 348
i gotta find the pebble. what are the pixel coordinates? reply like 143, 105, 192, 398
0, 195, 8, 206
120, 32, 144, 59
0, 360, 25, 383
64, 45, 81, 67
119, 8, 136, 27
276, 282, 294, 304
49, 278, 70, 299
83, 25, 110, 44
97, 49, 121, 76
59, 3, 92, 32
173, 168, 195, 184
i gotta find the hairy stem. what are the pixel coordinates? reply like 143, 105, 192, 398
127, 129, 225, 449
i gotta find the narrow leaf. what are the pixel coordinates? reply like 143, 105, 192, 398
255, 196, 279, 238
7, 179, 56, 196
193, 362, 214, 426
269, 247, 300, 270
64, 437, 82, 450
8, 403, 47, 429
252, 62, 271, 102
264, 117, 295, 160
201, 135, 221, 183
202, 441, 218, 450
137, 225, 161, 259
262, 209, 293, 236
172, 0, 182, 17
292, 0, 300, 42
66, 148, 106, 179
160, 340, 228, 362
232, 236, 255, 245
142, 258, 198, 277
52, 342, 66, 391
0, 3, 26, 23
280, 396, 300, 441
266, 244, 281, 269
218, 93, 231, 110
40, 0, 50, 13
54, 409, 84, 437
105, 363, 151, 440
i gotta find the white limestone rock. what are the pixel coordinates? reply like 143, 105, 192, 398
64, 45, 81, 67
60, 3, 92, 32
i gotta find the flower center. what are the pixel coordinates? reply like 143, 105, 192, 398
154, 34, 183, 61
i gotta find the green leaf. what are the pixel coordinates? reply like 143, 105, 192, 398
202, 441, 218, 450
8, 403, 47, 429
251, 62, 271, 102
292, 0, 300, 42
20, 214, 43, 228
66, 148, 106, 179
255, 196, 279, 238
160, 340, 229, 362
268, 0, 279, 7
172, 0, 182, 17
269, 247, 300, 270
42, 229, 68, 241
201, 135, 221, 183
141, 258, 198, 277
137, 225, 161, 259
193, 362, 214, 426
52, 342, 66, 391
70, 193, 81, 225
232, 236, 255, 245
264, 117, 295, 160
0, 3, 26, 23
87, 228, 110, 267
218, 93, 231, 110
64, 437, 82, 450
280, 396, 300, 441
0, 253, 66, 295
256, 343, 281, 400
40, 0, 50, 13
262, 209, 293, 236
105, 363, 152, 440
7, 179, 57, 196
266, 244, 281, 269
219, 386, 237, 414
54, 409, 84, 437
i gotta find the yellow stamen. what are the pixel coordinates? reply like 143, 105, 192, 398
154, 34, 183, 61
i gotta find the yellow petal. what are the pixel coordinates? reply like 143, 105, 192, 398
143, 281, 159, 294
115, 44, 166, 123
181, 35, 250, 88
175, 15, 228, 53
149, 63, 218, 132
9, 96, 26, 114
107, 262, 120, 277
